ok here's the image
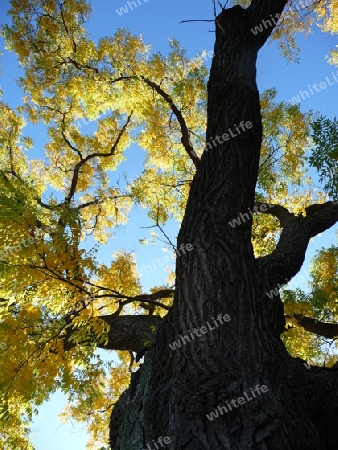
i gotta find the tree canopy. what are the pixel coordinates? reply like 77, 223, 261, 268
0, 0, 337, 448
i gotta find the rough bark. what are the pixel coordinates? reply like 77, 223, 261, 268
63, 314, 162, 352
109, 1, 338, 449
62, 307, 338, 354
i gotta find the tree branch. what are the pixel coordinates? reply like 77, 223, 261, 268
64, 111, 133, 204
133, 288, 174, 302
257, 201, 338, 290
63, 314, 163, 353
61, 291, 173, 353
112, 289, 174, 315
286, 314, 338, 340
140, 76, 200, 168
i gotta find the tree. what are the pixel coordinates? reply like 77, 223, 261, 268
0, 0, 338, 448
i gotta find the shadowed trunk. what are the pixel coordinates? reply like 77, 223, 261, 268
109, 1, 338, 448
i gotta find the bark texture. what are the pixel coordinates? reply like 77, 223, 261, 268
109, 1, 338, 448
63, 314, 162, 352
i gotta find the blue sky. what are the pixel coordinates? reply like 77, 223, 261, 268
0, 0, 337, 449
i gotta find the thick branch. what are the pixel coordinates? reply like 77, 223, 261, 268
98, 314, 162, 352
64, 314, 163, 353
257, 201, 338, 289
304, 202, 338, 237
286, 314, 338, 339
255, 202, 294, 224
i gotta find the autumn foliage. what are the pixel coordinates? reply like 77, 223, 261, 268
0, 0, 337, 448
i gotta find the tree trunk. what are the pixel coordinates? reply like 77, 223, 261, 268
109, 1, 338, 448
